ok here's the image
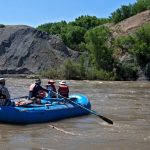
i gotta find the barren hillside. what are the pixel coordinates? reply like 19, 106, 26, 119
111, 10, 150, 36
0, 25, 79, 74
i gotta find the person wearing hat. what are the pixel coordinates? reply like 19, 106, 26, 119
29, 79, 48, 100
0, 78, 11, 106
46, 80, 57, 98
58, 80, 69, 98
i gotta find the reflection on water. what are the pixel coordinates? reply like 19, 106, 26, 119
0, 79, 150, 150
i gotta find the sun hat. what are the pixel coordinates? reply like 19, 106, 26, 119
47, 80, 55, 85
0, 78, 5, 83
48, 80, 55, 83
59, 80, 66, 85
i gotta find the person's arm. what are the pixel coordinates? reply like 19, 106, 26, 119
3, 87, 10, 99
40, 86, 48, 93
58, 87, 60, 94
28, 91, 33, 99
53, 86, 57, 92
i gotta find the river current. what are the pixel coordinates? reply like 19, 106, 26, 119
0, 78, 150, 150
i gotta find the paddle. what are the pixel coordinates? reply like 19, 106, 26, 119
11, 96, 28, 101
52, 91, 113, 125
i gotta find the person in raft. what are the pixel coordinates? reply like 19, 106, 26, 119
0, 78, 12, 106
29, 79, 48, 103
46, 80, 57, 98
58, 80, 69, 98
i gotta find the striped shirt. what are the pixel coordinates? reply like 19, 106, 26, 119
0, 85, 11, 106
0, 85, 10, 99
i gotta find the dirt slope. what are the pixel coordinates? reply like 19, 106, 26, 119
112, 10, 150, 36
0, 25, 79, 74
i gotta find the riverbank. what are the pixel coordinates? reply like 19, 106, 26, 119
0, 74, 38, 79
0, 73, 149, 81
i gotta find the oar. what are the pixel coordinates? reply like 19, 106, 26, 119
52, 91, 113, 125
11, 96, 28, 101
67, 97, 113, 125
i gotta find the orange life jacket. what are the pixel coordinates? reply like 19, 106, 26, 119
38, 90, 46, 98
58, 85, 69, 98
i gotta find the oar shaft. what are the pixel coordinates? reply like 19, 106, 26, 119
67, 98, 113, 124
52, 91, 113, 125
10, 96, 28, 101
67, 98, 93, 113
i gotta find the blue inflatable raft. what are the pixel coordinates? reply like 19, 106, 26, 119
0, 94, 91, 124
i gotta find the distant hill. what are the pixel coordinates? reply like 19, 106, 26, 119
0, 25, 79, 74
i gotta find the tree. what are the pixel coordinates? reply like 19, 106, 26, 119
85, 26, 114, 71
70, 15, 109, 30
110, 0, 150, 23
132, 24, 150, 66
114, 35, 135, 54
65, 25, 86, 51
37, 21, 67, 35
133, 0, 150, 14
110, 8, 122, 23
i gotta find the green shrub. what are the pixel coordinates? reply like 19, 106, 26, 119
132, 24, 150, 66
62, 59, 84, 79
39, 68, 63, 79
85, 26, 114, 71
96, 69, 115, 80
116, 62, 139, 80
85, 67, 114, 80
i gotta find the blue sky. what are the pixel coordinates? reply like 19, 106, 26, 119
0, 0, 137, 27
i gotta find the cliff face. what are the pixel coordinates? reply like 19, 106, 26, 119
0, 25, 79, 74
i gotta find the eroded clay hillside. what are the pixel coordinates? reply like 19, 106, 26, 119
111, 10, 150, 36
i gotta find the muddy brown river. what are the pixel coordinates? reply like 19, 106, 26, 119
0, 78, 150, 150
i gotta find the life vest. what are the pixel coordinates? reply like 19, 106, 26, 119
58, 85, 69, 97
29, 83, 47, 99
46, 84, 57, 98
38, 90, 46, 98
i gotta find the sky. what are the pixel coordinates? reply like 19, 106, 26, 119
0, 0, 137, 27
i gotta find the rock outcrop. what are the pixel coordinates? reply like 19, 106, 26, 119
0, 25, 79, 74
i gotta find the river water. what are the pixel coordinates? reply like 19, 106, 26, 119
0, 78, 150, 150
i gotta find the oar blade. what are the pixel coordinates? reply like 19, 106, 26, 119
98, 115, 113, 124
